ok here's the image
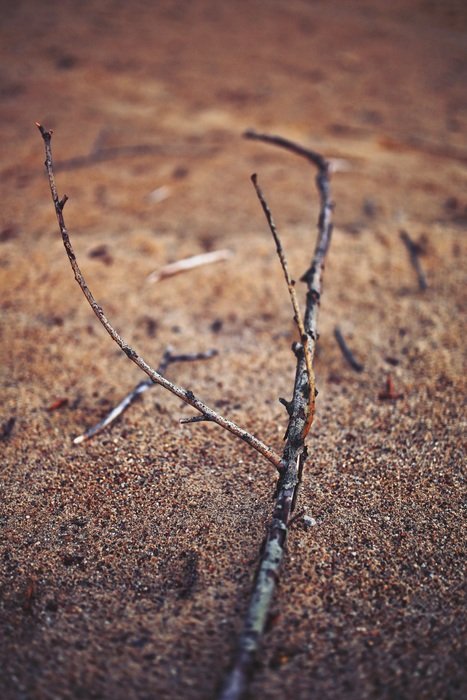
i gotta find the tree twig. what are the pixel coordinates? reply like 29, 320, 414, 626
37, 123, 281, 471
218, 132, 333, 700
73, 347, 218, 444
334, 327, 364, 373
251, 174, 315, 439
399, 229, 428, 291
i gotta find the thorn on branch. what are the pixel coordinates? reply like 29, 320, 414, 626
278, 397, 293, 416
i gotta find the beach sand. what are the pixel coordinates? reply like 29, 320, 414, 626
1, 2, 466, 698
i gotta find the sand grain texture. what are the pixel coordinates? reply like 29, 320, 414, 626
1, 1, 466, 698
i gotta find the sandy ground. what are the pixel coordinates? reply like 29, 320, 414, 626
1, 1, 466, 698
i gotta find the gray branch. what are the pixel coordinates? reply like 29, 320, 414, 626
219, 131, 334, 700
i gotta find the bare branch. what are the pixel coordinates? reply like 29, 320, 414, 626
245, 130, 333, 438
37, 123, 281, 471
244, 129, 328, 170
251, 173, 315, 439
73, 347, 218, 444
219, 132, 334, 700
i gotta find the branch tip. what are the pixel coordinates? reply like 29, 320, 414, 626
36, 122, 52, 140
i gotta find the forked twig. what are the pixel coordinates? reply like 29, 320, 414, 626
37, 123, 281, 471
218, 131, 333, 700
251, 174, 315, 438
73, 347, 218, 444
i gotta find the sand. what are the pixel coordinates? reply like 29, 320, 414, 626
1, 1, 466, 698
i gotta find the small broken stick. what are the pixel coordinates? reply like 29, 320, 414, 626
47, 397, 69, 411
74, 347, 217, 444
400, 230, 428, 291
147, 249, 233, 283
378, 374, 403, 400
334, 327, 364, 373
22, 576, 37, 614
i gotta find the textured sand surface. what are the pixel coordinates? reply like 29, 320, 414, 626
1, 1, 466, 698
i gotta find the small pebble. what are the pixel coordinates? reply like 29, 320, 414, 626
303, 515, 317, 528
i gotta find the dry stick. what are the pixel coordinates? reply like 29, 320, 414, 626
399, 229, 428, 291
37, 123, 281, 471
147, 249, 233, 283
334, 327, 364, 373
219, 132, 333, 700
251, 174, 315, 437
73, 347, 218, 444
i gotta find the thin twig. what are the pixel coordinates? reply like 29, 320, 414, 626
245, 129, 333, 438
251, 174, 315, 438
399, 229, 428, 291
218, 132, 333, 700
37, 123, 281, 471
73, 347, 218, 444
74, 379, 151, 444
147, 249, 233, 283
334, 327, 364, 373
180, 415, 213, 425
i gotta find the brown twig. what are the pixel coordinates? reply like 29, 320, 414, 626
37, 123, 281, 471
399, 229, 428, 291
218, 132, 333, 700
378, 374, 403, 400
334, 327, 364, 373
47, 397, 69, 411
73, 347, 218, 444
